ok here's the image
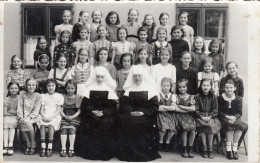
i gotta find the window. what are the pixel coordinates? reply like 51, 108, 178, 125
176, 4, 228, 54
22, 3, 73, 67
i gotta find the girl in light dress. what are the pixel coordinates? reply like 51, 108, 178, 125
111, 27, 135, 70
178, 12, 194, 50
60, 80, 83, 157
106, 11, 120, 42
135, 48, 152, 75
3, 82, 20, 156
88, 10, 102, 42
153, 12, 172, 41
6, 55, 31, 91
73, 26, 94, 66
191, 36, 208, 71
54, 10, 73, 46
72, 11, 90, 42
93, 25, 112, 54
17, 78, 42, 155
198, 57, 220, 95
37, 79, 64, 157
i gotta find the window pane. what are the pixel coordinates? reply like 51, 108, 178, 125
205, 10, 226, 38
50, 7, 73, 37
24, 8, 45, 35
179, 9, 200, 37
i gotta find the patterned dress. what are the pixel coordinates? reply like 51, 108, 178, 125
121, 22, 140, 45
72, 22, 83, 42
198, 71, 220, 93
150, 41, 172, 65
208, 52, 225, 75
61, 94, 83, 132
31, 69, 49, 93
195, 93, 221, 134
157, 93, 176, 131
175, 94, 196, 132
4, 96, 19, 129
54, 24, 73, 45
53, 43, 76, 68
6, 69, 31, 90
93, 40, 112, 54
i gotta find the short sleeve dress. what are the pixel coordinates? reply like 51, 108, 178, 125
198, 71, 220, 92
73, 40, 94, 59
157, 93, 177, 132
93, 40, 112, 54
53, 43, 76, 68
175, 94, 196, 132
5, 69, 31, 90
4, 96, 19, 129
60, 94, 83, 132
218, 94, 248, 132
195, 93, 221, 134
37, 93, 64, 131
208, 53, 225, 75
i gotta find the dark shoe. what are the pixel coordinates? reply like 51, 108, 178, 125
188, 146, 194, 158
227, 151, 233, 160
24, 147, 30, 155
208, 150, 214, 159
233, 151, 239, 160
29, 148, 36, 155
7, 147, 14, 156
202, 150, 207, 158
158, 143, 164, 151
3, 147, 8, 155
164, 144, 170, 152
46, 148, 52, 157
60, 149, 66, 157
181, 146, 189, 158
40, 148, 46, 157
68, 149, 75, 157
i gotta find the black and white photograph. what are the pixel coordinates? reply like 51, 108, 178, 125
0, 1, 259, 162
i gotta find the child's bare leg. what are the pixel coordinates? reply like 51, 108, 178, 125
8, 129, 16, 147
159, 129, 166, 144
28, 130, 36, 148
48, 125, 54, 149
165, 130, 174, 144
40, 125, 46, 148
188, 131, 195, 146
3, 129, 9, 148
181, 131, 187, 146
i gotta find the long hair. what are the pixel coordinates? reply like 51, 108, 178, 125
192, 36, 206, 53
208, 38, 223, 55
197, 78, 215, 96
10, 55, 24, 70
105, 11, 120, 25
142, 14, 156, 30
36, 36, 50, 51
170, 25, 185, 39
159, 12, 169, 25
119, 53, 133, 69
135, 48, 151, 66
117, 27, 128, 41
6, 81, 20, 97
127, 8, 139, 22
64, 79, 78, 95
176, 78, 189, 95
58, 30, 72, 44
24, 78, 39, 92
78, 11, 89, 22
91, 10, 102, 24
95, 47, 112, 62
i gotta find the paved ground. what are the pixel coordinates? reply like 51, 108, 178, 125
3, 148, 248, 162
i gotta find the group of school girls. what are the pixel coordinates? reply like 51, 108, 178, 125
3, 8, 248, 162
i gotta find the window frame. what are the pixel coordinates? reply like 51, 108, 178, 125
21, 3, 74, 68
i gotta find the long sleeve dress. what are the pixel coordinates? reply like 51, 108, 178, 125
218, 94, 248, 132
117, 91, 161, 162
219, 75, 244, 97
78, 91, 118, 161
195, 93, 221, 134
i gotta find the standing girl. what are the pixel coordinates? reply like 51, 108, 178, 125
37, 79, 64, 157
175, 79, 196, 158
121, 8, 140, 45
111, 27, 135, 70
95, 47, 117, 80
141, 14, 156, 44
208, 39, 225, 78
116, 53, 133, 98
54, 10, 73, 45
53, 30, 76, 68
198, 57, 220, 95
32, 54, 51, 93
157, 77, 178, 152
150, 27, 172, 65
135, 48, 152, 75
34, 37, 52, 69
195, 79, 221, 159
219, 61, 244, 97
17, 78, 42, 155
72, 11, 90, 42
106, 11, 120, 42
71, 48, 94, 96
88, 10, 102, 42
3, 82, 20, 156
151, 47, 176, 93
218, 79, 248, 160
178, 12, 194, 50
135, 27, 151, 61
93, 25, 112, 54
191, 36, 208, 71
48, 53, 72, 94
73, 26, 94, 66
60, 80, 82, 157
169, 25, 189, 66
153, 12, 171, 41
176, 51, 198, 95
6, 55, 31, 91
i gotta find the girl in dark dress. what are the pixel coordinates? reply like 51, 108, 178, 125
218, 79, 248, 160
72, 11, 90, 42
78, 67, 118, 161
117, 65, 161, 162
33, 37, 52, 69
195, 78, 221, 159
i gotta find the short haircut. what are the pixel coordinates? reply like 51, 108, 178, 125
176, 78, 189, 94
95, 47, 112, 62
135, 48, 151, 66
10, 55, 24, 70
208, 38, 223, 54
197, 78, 214, 96
119, 53, 133, 69
46, 78, 59, 92
225, 61, 238, 70
58, 30, 72, 44
6, 81, 20, 97
65, 79, 78, 94
24, 78, 39, 92
117, 27, 128, 41
161, 77, 174, 88
159, 12, 169, 25
170, 25, 185, 38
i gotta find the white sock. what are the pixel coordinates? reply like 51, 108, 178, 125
60, 135, 67, 150
226, 142, 232, 151
41, 143, 46, 149
48, 143, 53, 149
232, 143, 238, 152
69, 135, 76, 150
